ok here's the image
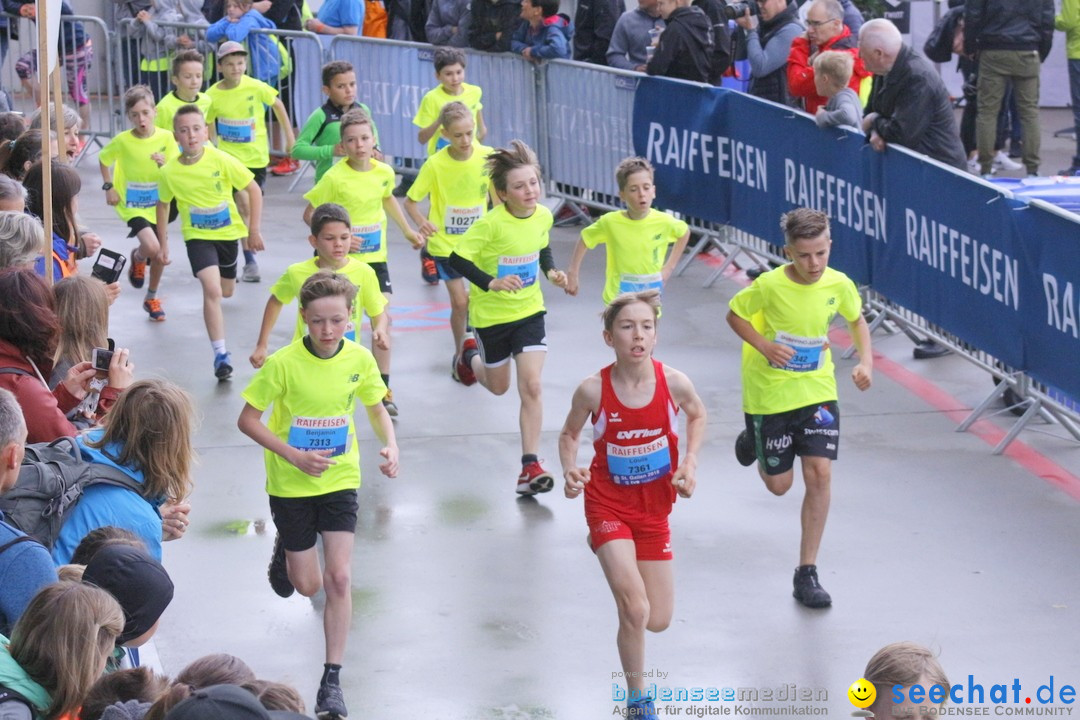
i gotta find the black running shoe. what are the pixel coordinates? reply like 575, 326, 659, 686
792, 564, 832, 608
267, 533, 294, 598
315, 682, 348, 719
734, 430, 756, 467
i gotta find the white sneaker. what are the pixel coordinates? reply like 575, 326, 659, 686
993, 151, 1023, 172
967, 157, 980, 174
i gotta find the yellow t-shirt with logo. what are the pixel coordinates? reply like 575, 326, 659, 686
158, 145, 254, 241
270, 257, 388, 343
454, 204, 552, 329
405, 143, 492, 257
242, 338, 387, 498
303, 159, 395, 265
155, 91, 214, 133
206, 76, 279, 169
728, 266, 862, 415
412, 82, 483, 157
98, 128, 180, 223
581, 209, 689, 306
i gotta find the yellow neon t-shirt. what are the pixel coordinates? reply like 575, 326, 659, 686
155, 91, 213, 133
206, 76, 279, 169
581, 209, 689, 306
303, 158, 395, 265
405, 143, 492, 257
728, 266, 862, 415
98, 128, 180, 223
412, 82, 483, 157
270, 257, 388, 343
242, 338, 387, 498
453, 203, 552, 328
158, 145, 254, 241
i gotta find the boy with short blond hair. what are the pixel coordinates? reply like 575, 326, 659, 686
813, 50, 862, 131
413, 47, 487, 157
566, 156, 690, 307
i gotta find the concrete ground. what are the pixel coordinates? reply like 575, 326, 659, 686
69, 108, 1080, 719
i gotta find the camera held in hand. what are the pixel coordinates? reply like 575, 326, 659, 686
722, 0, 759, 20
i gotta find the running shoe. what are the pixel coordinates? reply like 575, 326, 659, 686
626, 699, 659, 719
315, 682, 348, 719
267, 533, 294, 598
214, 352, 233, 380
516, 461, 554, 496
382, 389, 399, 417
454, 336, 478, 386
734, 430, 755, 467
992, 151, 1023, 172
269, 156, 301, 176
792, 564, 832, 608
143, 297, 166, 322
242, 262, 261, 283
420, 247, 439, 285
128, 250, 146, 289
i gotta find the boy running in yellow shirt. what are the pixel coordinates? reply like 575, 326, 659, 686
566, 157, 690, 306
238, 271, 398, 720
302, 109, 420, 417
206, 41, 295, 283
155, 49, 212, 134
449, 141, 570, 495
404, 101, 497, 385
157, 104, 264, 381
726, 208, 873, 609
99, 85, 179, 321
413, 47, 487, 158
250, 202, 389, 368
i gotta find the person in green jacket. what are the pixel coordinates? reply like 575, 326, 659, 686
0, 582, 124, 720
1058, 0, 1080, 175
291, 60, 381, 183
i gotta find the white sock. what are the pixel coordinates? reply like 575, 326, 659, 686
211, 339, 227, 356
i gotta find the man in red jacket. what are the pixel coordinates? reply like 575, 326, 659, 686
787, 0, 869, 113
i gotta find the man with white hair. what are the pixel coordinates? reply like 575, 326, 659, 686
787, 0, 869, 113
0, 388, 58, 636
859, 19, 966, 169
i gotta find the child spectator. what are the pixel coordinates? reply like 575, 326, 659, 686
99, 85, 180, 322
0, 581, 124, 720
81, 667, 170, 720
24, 161, 103, 283
69, 526, 147, 567
206, 0, 284, 84
413, 47, 486, 158
238, 271, 399, 720
0, 113, 24, 145
302, 109, 419, 417
81, 544, 175, 671
448, 141, 570, 495
155, 50, 213, 134
511, 0, 574, 62
0, 130, 56, 183
404, 101, 495, 384
207, 41, 294, 284
292, 60, 381, 184
250, 203, 388, 369
157, 104, 265, 378
426, 0, 471, 46
127, 0, 210, 101
812, 50, 862, 131
242, 680, 306, 714
565, 156, 690, 307
143, 654, 257, 720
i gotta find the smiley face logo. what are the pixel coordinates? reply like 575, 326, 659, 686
848, 678, 876, 709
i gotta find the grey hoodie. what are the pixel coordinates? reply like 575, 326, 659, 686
426, 0, 472, 46
124, 0, 210, 60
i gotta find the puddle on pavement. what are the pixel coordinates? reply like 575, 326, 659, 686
351, 587, 378, 617
438, 495, 490, 525
480, 618, 539, 649
213, 519, 267, 536
477, 705, 555, 719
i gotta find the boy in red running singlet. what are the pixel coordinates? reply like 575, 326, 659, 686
558, 290, 707, 720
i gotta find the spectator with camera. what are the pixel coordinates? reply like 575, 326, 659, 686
787, 0, 869, 113
733, 0, 804, 107
964, 0, 1053, 177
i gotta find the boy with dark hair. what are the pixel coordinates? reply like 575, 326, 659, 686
413, 47, 486, 157
511, 0, 574, 61
155, 50, 212, 133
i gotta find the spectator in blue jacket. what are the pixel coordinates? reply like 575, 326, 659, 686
0, 388, 58, 638
512, 0, 574, 62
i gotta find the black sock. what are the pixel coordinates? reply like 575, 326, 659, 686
522, 454, 538, 466
321, 663, 342, 687
380, 373, 390, 388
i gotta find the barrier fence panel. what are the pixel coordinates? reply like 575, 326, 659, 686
542, 59, 637, 208
250, 27, 326, 135
328, 36, 538, 173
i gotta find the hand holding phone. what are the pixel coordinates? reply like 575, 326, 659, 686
91, 249, 127, 284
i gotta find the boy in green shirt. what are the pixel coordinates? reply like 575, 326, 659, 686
291, 60, 380, 184
238, 271, 398, 720
156, 104, 264, 380
726, 208, 872, 609
206, 41, 295, 283
566, 156, 691, 306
